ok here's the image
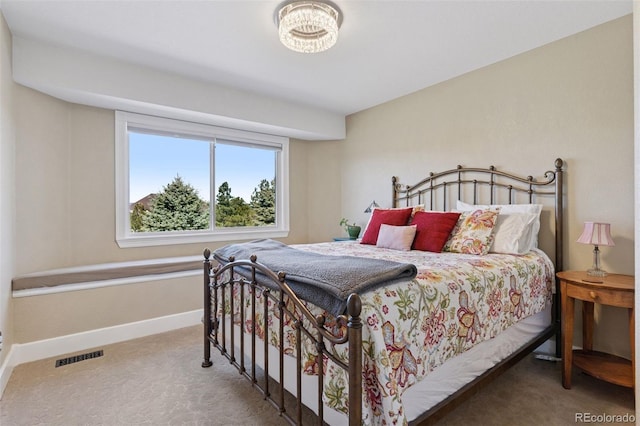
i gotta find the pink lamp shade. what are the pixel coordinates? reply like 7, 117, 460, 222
576, 222, 615, 247
576, 222, 614, 280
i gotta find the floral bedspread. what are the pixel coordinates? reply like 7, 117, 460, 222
218, 241, 554, 425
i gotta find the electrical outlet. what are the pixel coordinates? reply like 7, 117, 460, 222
0, 331, 3, 351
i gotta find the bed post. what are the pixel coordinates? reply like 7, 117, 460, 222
554, 158, 564, 275
554, 158, 564, 358
391, 176, 398, 208
202, 248, 213, 368
347, 294, 362, 426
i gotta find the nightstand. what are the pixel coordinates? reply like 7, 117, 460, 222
558, 270, 634, 389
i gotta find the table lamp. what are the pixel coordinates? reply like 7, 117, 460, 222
576, 222, 615, 281
364, 200, 379, 213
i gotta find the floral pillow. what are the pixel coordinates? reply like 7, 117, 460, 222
443, 209, 500, 255
456, 200, 543, 252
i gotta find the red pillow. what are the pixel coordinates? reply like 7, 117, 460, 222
411, 211, 461, 252
360, 208, 413, 245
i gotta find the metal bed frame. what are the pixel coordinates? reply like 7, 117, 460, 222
202, 158, 564, 425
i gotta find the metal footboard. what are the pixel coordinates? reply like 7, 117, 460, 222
202, 249, 362, 426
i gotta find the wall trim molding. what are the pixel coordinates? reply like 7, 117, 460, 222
12, 270, 201, 298
0, 309, 202, 399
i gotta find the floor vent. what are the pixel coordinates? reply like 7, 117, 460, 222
55, 350, 104, 367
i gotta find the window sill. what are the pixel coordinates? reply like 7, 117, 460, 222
116, 228, 289, 248
12, 255, 203, 296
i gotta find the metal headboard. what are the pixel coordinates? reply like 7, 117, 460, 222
392, 158, 564, 357
391, 158, 564, 273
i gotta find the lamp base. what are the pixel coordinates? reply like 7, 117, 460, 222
582, 245, 609, 283
583, 268, 607, 283
587, 268, 607, 277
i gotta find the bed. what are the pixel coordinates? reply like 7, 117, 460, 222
201, 158, 564, 425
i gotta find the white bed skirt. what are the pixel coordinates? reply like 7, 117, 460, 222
403, 305, 551, 422
220, 305, 551, 425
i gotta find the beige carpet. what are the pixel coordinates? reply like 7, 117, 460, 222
0, 325, 634, 425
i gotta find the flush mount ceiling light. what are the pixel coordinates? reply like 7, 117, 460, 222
276, 0, 342, 53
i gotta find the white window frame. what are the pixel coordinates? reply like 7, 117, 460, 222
115, 111, 289, 248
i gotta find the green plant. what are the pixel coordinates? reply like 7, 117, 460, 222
339, 218, 361, 239
339, 218, 355, 231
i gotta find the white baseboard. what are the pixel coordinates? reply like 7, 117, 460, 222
0, 309, 203, 399
0, 347, 15, 400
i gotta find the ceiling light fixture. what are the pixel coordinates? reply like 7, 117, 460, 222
276, 0, 342, 54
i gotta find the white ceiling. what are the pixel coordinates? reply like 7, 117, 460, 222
0, 0, 633, 117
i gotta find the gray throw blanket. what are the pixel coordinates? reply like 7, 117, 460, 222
213, 239, 417, 316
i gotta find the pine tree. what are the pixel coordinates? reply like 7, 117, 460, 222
141, 176, 209, 231
215, 181, 256, 227
250, 178, 276, 225
216, 181, 232, 207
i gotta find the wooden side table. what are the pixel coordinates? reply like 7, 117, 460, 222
558, 270, 635, 389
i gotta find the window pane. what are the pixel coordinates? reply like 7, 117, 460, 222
215, 142, 276, 228
116, 111, 289, 247
129, 131, 210, 233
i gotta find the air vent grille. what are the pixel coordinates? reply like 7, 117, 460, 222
55, 350, 103, 367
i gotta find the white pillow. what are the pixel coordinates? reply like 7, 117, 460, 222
491, 213, 539, 254
456, 200, 543, 253
376, 224, 417, 251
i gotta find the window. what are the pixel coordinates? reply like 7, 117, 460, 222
115, 111, 289, 248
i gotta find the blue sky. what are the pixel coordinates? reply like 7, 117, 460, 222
129, 132, 275, 203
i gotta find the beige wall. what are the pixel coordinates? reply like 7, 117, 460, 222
11, 87, 310, 343
0, 13, 16, 364
14, 97, 310, 274
308, 16, 634, 358
8, 15, 635, 357
14, 276, 202, 343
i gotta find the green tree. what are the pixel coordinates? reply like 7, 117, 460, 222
130, 202, 147, 232
141, 176, 209, 232
215, 181, 256, 227
250, 178, 276, 225
216, 181, 232, 207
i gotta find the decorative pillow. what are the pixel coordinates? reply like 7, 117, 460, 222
444, 209, 500, 255
360, 207, 413, 245
490, 213, 539, 254
456, 200, 543, 252
411, 211, 461, 252
408, 204, 426, 219
363, 204, 425, 233
376, 224, 417, 251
